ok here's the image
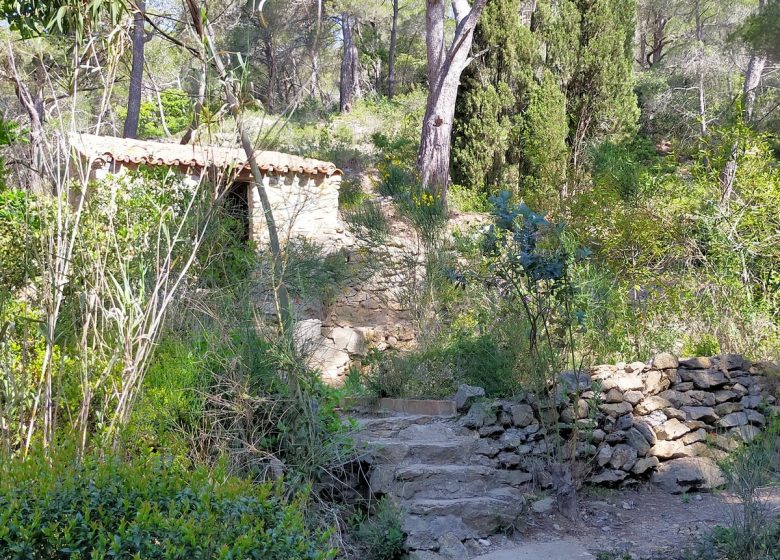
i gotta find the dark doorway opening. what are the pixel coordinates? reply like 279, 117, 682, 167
223, 181, 250, 242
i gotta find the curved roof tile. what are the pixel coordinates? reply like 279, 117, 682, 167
69, 133, 341, 177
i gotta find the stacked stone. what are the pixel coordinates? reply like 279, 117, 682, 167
455, 354, 778, 494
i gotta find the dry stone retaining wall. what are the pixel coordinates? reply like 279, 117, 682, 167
456, 353, 779, 494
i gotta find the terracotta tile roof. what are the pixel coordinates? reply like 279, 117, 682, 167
69, 133, 341, 177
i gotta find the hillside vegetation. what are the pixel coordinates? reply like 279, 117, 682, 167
0, 0, 778, 558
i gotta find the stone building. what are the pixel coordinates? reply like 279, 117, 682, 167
69, 133, 343, 245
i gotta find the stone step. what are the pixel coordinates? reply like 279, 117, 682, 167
402, 496, 524, 550
360, 436, 481, 466
370, 463, 533, 500
354, 414, 446, 438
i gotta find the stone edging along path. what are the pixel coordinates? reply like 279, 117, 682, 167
352, 353, 779, 555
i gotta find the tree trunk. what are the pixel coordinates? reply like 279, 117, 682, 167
387, 0, 399, 98
339, 14, 360, 112
123, 0, 146, 139
720, 0, 767, 205
7, 44, 46, 194
262, 31, 277, 113
695, 0, 707, 137
418, 0, 488, 206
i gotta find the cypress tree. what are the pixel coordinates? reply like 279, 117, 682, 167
452, 0, 638, 198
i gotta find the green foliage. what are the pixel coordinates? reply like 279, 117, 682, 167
0, 0, 123, 40
364, 330, 520, 399
453, 0, 638, 198
352, 497, 405, 560
339, 178, 368, 209
0, 189, 39, 295
0, 450, 335, 559
519, 71, 569, 202
735, 0, 780, 62
117, 89, 193, 139
126, 337, 208, 453
283, 239, 351, 306
344, 200, 388, 244
452, 0, 535, 193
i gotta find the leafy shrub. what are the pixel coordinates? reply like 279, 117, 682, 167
352, 497, 405, 560
0, 451, 335, 559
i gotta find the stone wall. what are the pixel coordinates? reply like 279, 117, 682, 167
247, 171, 342, 246
455, 353, 779, 493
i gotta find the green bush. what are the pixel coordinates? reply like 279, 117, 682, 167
352, 497, 405, 560
0, 451, 335, 559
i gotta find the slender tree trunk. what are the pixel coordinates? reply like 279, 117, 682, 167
123, 0, 146, 138
388, 0, 399, 98
7, 44, 45, 194
720, 0, 767, 205
418, 0, 487, 206
340, 14, 360, 112
263, 31, 277, 113
695, 0, 707, 137
194, 20, 292, 331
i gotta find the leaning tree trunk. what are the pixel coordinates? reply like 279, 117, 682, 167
339, 14, 360, 112
123, 0, 146, 138
387, 0, 399, 98
417, 0, 488, 207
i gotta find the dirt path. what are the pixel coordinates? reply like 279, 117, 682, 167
484, 485, 780, 559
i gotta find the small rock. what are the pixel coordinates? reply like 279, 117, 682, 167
633, 421, 657, 445
632, 456, 660, 475
681, 429, 707, 445
600, 402, 634, 417
731, 425, 761, 442
626, 427, 652, 456
714, 390, 738, 403
623, 391, 644, 405
674, 382, 695, 392
609, 444, 638, 471
532, 496, 556, 514
652, 353, 679, 370
679, 368, 728, 389
655, 418, 691, 441
510, 404, 535, 427
597, 445, 614, 467
438, 532, 468, 559
650, 440, 692, 460
714, 402, 743, 416
455, 384, 485, 412
636, 396, 672, 415
746, 409, 766, 425
606, 388, 625, 403
718, 411, 748, 428
590, 469, 628, 484
679, 357, 713, 369
681, 406, 719, 423
479, 425, 505, 438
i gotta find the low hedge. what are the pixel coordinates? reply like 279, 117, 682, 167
0, 452, 335, 560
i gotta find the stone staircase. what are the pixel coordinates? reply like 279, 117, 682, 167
355, 413, 530, 553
